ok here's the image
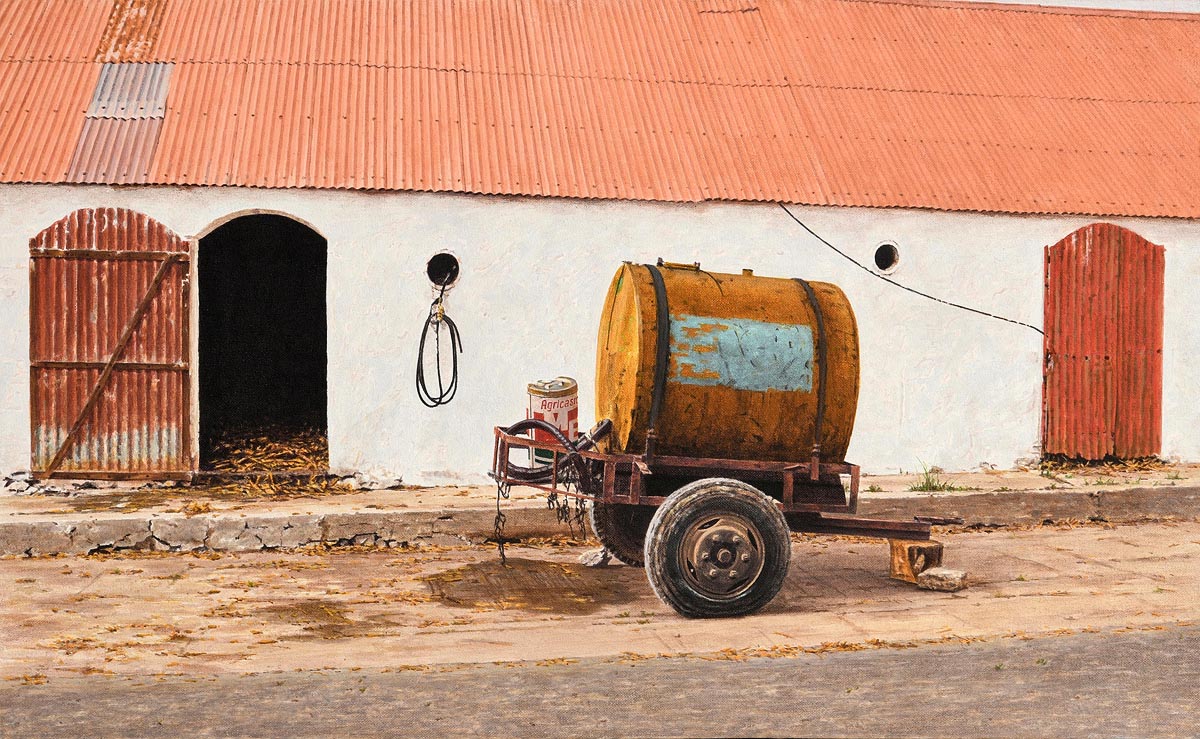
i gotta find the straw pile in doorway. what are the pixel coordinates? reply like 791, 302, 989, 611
208, 426, 330, 473
201, 426, 352, 499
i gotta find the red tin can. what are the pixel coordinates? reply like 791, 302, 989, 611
527, 377, 579, 464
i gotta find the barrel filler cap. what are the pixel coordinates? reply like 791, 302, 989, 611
656, 258, 702, 271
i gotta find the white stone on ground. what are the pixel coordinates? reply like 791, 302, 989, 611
578, 548, 612, 567
917, 567, 968, 592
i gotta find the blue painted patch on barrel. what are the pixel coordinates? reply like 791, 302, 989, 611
669, 315, 813, 392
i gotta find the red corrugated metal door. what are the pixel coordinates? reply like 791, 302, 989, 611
30, 208, 191, 478
1043, 223, 1164, 460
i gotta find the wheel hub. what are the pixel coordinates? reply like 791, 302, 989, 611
679, 515, 765, 599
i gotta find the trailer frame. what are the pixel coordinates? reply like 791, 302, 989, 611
491, 425, 931, 542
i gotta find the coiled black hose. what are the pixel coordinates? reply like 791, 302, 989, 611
501, 418, 611, 487
416, 282, 462, 407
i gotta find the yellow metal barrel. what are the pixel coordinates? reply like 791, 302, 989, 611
595, 263, 860, 462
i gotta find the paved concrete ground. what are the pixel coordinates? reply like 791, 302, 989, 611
4, 468, 1197, 738
3, 520, 1198, 678
4, 624, 1197, 738
3, 519, 1199, 737
3, 463, 1199, 555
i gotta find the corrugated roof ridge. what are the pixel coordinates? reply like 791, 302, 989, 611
831, 0, 1200, 23
814, 130, 1199, 162
0, 58, 96, 65
120, 59, 1200, 107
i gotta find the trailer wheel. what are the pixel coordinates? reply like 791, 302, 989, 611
644, 478, 790, 618
589, 502, 655, 567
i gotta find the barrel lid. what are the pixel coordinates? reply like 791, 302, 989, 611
528, 376, 577, 398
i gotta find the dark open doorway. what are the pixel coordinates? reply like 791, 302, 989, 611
198, 214, 328, 471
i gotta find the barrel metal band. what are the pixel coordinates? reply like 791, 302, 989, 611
793, 278, 828, 480
645, 263, 671, 458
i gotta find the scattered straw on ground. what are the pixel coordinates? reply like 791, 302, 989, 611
61, 476, 359, 513
196, 475, 356, 501
206, 426, 329, 473
1039, 456, 1171, 475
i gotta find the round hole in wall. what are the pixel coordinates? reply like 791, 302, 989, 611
874, 242, 900, 272
426, 252, 460, 287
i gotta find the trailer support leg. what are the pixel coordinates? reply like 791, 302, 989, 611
888, 539, 944, 583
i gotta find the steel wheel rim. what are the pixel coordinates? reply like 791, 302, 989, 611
677, 512, 766, 600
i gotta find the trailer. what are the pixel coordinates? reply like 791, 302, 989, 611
491, 419, 942, 619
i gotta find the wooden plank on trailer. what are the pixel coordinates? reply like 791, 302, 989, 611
788, 512, 932, 540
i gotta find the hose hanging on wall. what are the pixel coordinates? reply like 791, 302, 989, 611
415, 279, 463, 407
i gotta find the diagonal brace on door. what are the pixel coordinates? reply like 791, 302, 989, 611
43, 254, 185, 475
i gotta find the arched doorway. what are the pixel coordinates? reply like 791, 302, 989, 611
198, 215, 328, 471
1043, 223, 1164, 460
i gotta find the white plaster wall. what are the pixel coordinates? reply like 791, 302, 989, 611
0, 184, 1197, 484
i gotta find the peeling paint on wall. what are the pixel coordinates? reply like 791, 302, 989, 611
669, 315, 813, 392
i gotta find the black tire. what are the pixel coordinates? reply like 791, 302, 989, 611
644, 478, 790, 618
589, 502, 655, 567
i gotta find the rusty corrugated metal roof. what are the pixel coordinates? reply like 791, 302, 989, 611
0, 0, 110, 62
0, 60, 98, 182
2, 0, 1200, 218
95, 0, 170, 63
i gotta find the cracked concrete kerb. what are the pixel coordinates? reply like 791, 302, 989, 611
2, 485, 1199, 557
0, 508, 564, 557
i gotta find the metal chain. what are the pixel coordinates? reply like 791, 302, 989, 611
492, 422, 610, 562
493, 478, 511, 565
548, 462, 596, 539
572, 495, 589, 537
494, 460, 599, 562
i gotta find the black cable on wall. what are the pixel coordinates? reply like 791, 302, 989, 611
779, 203, 1044, 335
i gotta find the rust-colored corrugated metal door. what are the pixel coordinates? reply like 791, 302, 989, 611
30, 207, 191, 478
1043, 223, 1164, 460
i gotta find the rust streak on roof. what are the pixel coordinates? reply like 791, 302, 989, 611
1, 0, 1199, 218
96, 0, 170, 63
